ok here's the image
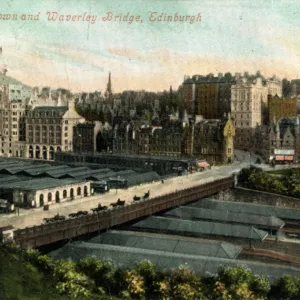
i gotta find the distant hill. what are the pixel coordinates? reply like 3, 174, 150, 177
0, 74, 31, 89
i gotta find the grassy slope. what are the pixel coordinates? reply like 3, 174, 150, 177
0, 247, 66, 300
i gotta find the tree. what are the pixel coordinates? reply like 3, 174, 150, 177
277, 275, 300, 299
53, 260, 94, 298
133, 260, 158, 295
169, 266, 204, 300
215, 266, 269, 300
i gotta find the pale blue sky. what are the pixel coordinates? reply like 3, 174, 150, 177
1, 0, 300, 92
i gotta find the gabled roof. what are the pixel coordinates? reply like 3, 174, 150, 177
88, 230, 242, 259
165, 207, 285, 229
32, 106, 68, 112
189, 198, 300, 221
132, 216, 268, 241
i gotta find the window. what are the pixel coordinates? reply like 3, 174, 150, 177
65, 120, 68, 124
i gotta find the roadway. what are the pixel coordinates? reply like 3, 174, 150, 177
0, 163, 244, 230
0, 156, 296, 230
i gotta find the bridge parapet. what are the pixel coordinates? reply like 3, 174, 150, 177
13, 176, 234, 248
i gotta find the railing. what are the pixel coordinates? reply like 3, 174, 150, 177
13, 176, 234, 248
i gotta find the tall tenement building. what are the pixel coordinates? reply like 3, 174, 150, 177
268, 94, 296, 123
230, 74, 282, 150
0, 75, 32, 157
25, 91, 85, 160
183, 73, 236, 119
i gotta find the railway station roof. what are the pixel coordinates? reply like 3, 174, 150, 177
43, 167, 89, 178
50, 241, 300, 283
125, 171, 161, 186
131, 216, 268, 241
164, 207, 285, 229
86, 172, 117, 181
188, 199, 300, 221
88, 230, 242, 259
68, 168, 113, 179
0, 177, 87, 191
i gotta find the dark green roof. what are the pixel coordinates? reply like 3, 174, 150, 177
0, 177, 87, 191
50, 241, 300, 283
132, 216, 268, 241
165, 207, 285, 229
89, 230, 242, 259
32, 106, 67, 112
189, 199, 300, 221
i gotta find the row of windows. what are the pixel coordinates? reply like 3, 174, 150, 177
27, 119, 62, 124
28, 138, 62, 144
28, 125, 63, 131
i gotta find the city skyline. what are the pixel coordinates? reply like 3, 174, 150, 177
1, 0, 300, 92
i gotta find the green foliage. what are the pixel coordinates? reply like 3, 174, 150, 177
0, 246, 67, 300
250, 275, 270, 298
168, 265, 205, 300
78, 257, 117, 294
53, 260, 94, 298
214, 266, 269, 300
2, 244, 300, 300
277, 274, 300, 299
133, 260, 158, 294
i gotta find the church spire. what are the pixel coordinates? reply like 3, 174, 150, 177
105, 71, 113, 102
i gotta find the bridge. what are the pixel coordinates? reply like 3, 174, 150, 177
13, 176, 234, 248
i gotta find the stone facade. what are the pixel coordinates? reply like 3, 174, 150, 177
0, 82, 31, 157
107, 117, 235, 164
73, 122, 95, 153
254, 117, 299, 163
268, 94, 296, 123
193, 118, 235, 163
12, 181, 91, 208
25, 94, 85, 160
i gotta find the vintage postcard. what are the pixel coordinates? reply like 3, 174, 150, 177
0, 1, 300, 299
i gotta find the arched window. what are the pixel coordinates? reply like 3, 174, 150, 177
70, 188, 74, 200
63, 190, 67, 198
77, 187, 81, 196
55, 191, 60, 203
35, 145, 40, 159
39, 194, 44, 206
42, 146, 47, 160
29, 145, 33, 159
48, 192, 52, 202
84, 186, 88, 196
49, 146, 54, 160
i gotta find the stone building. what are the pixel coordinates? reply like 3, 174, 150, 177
268, 94, 296, 123
183, 73, 236, 119
73, 122, 95, 153
5, 178, 91, 208
25, 93, 85, 160
231, 75, 282, 151
0, 77, 32, 157
109, 116, 235, 164
192, 118, 235, 163
254, 117, 298, 163
182, 76, 196, 115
